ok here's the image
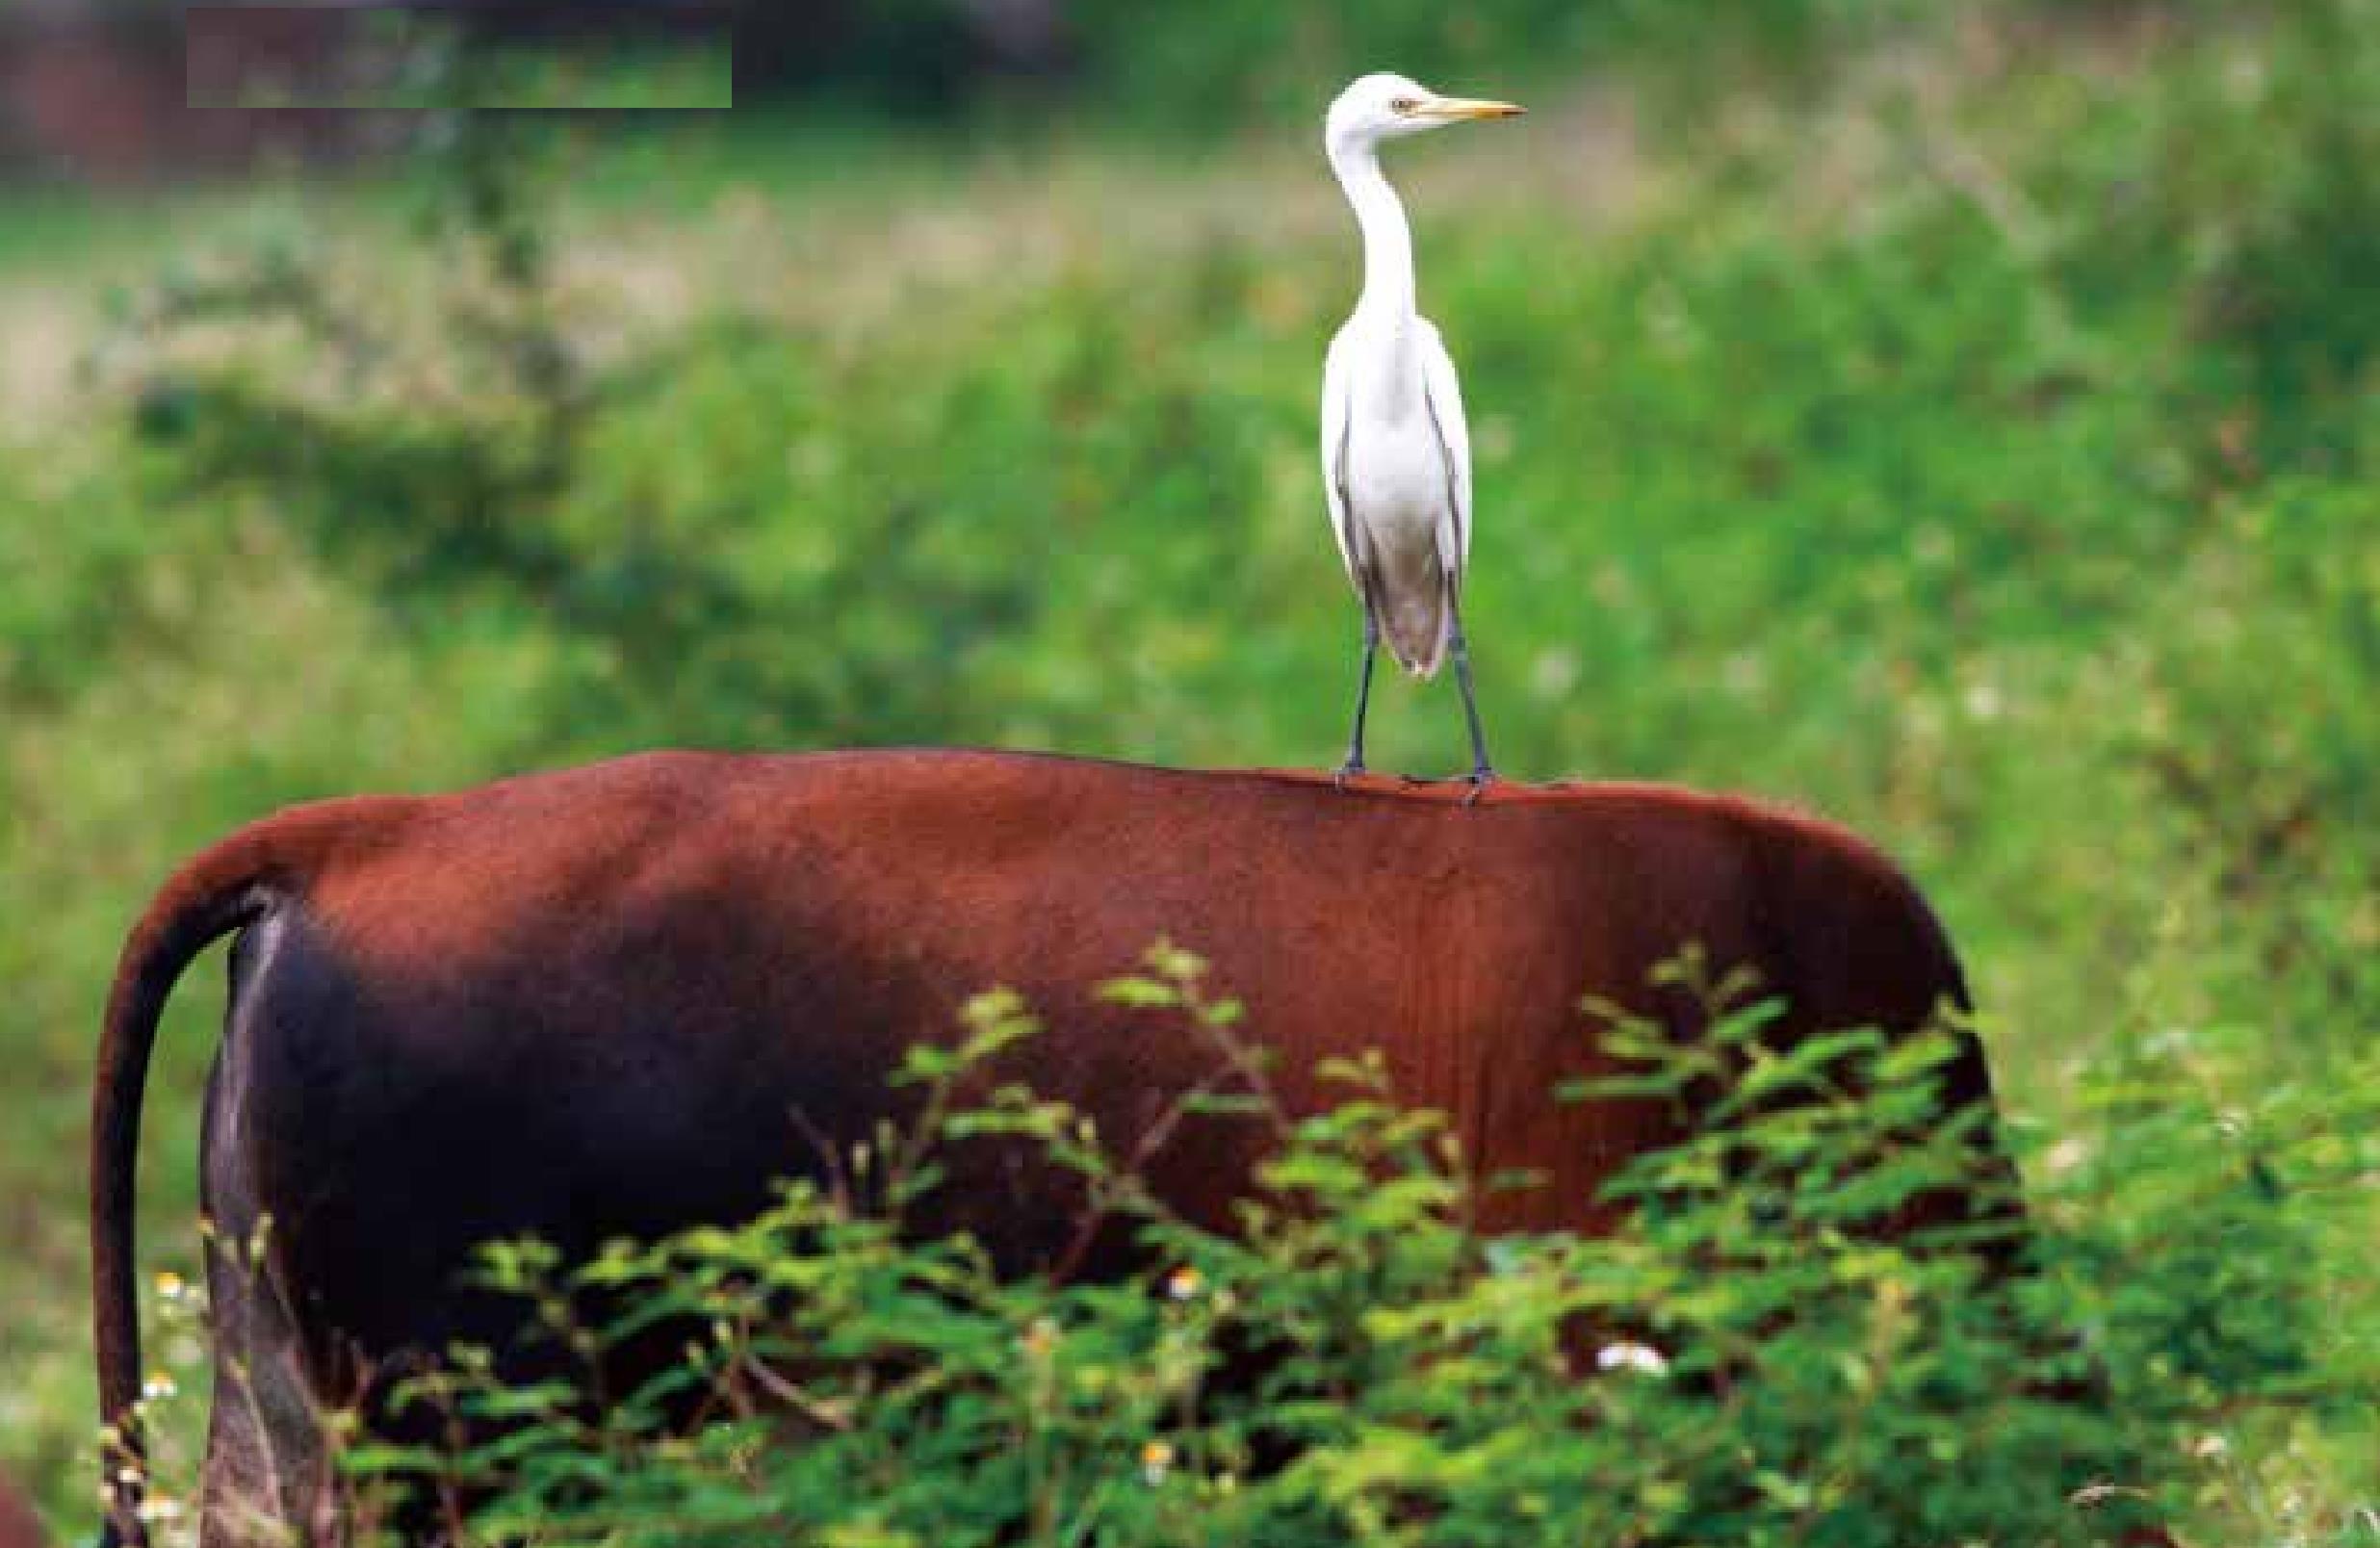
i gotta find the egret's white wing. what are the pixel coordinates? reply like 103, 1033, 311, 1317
1320, 333, 1362, 591
1416, 320, 1474, 575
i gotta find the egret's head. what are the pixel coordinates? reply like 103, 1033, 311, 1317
1325, 72, 1524, 153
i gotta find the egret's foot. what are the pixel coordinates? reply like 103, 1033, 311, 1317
1332, 759, 1366, 790
1460, 767, 1496, 808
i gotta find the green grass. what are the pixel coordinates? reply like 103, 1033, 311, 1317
3, 2, 2376, 1537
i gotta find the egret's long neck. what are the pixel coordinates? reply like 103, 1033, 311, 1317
1330, 139, 1417, 322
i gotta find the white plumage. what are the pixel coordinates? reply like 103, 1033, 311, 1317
1320, 72, 1519, 783
1324, 317, 1470, 672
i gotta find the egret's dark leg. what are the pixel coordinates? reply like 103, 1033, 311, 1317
1449, 605, 1494, 794
1335, 606, 1380, 786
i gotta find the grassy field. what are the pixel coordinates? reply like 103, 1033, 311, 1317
3, 3, 2375, 1537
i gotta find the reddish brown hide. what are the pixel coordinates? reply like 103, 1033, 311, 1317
0, 1479, 46, 1548
93, 750, 1992, 1545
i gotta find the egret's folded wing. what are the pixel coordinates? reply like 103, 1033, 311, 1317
1418, 322, 1474, 576
1321, 338, 1362, 590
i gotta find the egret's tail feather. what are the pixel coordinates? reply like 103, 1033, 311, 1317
1381, 583, 1449, 679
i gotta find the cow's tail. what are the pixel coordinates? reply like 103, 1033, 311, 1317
93, 797, 411, 1548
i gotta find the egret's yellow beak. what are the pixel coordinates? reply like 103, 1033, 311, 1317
1417, 95, 1526, 122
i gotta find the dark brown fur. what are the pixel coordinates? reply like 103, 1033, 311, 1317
93, 751, 1995, 1546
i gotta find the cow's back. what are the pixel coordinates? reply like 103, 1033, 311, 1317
214, 751, 1979, 1404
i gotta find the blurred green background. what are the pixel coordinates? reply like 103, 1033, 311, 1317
2, 0, 2375, 1536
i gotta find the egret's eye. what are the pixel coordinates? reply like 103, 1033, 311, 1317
1389, 96, 1419, 115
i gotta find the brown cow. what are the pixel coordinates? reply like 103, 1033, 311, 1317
94, 750, 1998, 1546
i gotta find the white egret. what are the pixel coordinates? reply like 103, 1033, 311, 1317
1321, 72, 1522, 788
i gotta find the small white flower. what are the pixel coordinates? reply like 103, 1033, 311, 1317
1595, 1340, 1669, 1376
1165, 1266, 1203, 1302
142, 1371, 178, 1402
2044, 1137, 2091, 1175
1140, 1439, 1175, 1486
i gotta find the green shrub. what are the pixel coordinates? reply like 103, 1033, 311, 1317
250, 947, 2357, 1547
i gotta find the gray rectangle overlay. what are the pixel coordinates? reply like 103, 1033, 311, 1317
187, 5, 732, 111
